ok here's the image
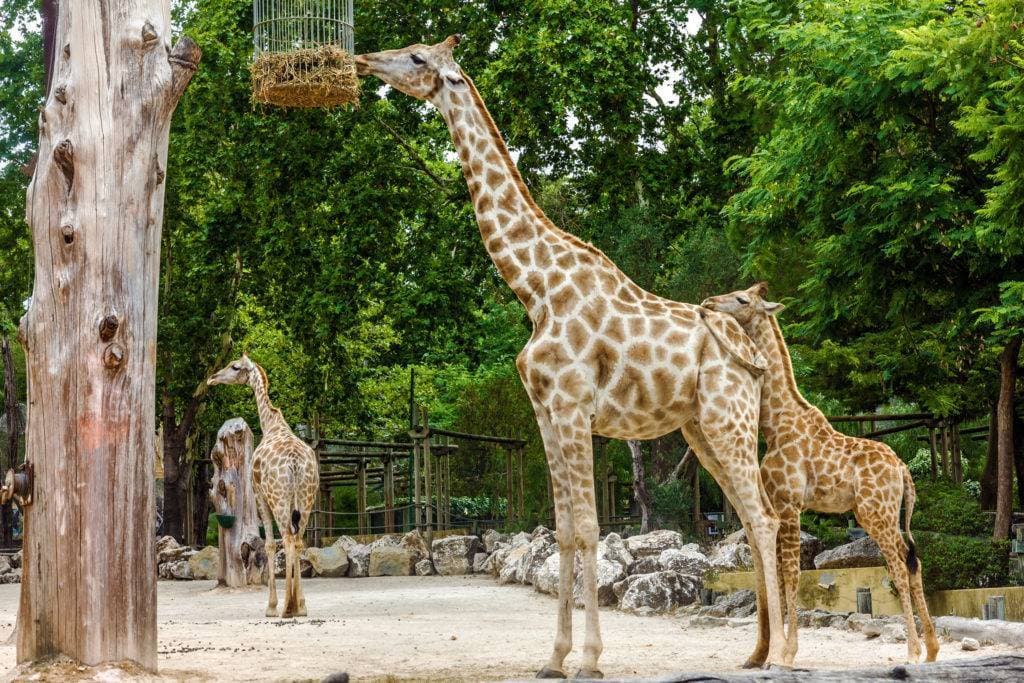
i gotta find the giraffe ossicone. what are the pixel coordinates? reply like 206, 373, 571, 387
702, 283, 940, 666
357, 37, 789, 674
208, 354, 319, 619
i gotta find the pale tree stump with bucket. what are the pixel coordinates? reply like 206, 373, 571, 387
252, 0, 358, 108
209, 418, 267, 587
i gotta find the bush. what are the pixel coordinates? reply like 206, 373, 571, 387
800, 512, 850, 549
911, 479, 989, 536
915, 532, 1009, 592
650, 479, 691, 531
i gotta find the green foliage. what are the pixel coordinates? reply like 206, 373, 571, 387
911, 479, 990, 537
915, 532, 1009, 592
651, 479, 692, 531
800, 512, 851, 550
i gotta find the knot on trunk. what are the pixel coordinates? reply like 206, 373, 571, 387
53, 139, 74, 186
99, 315, 119, 342
103, 343, 125, 370
141, 22, 159, 47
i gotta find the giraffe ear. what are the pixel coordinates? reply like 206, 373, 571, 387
444, 34, 463, 50
763, 301, 785, 315
753, 281, 769, 298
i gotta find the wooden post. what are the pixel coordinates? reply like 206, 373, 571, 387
692, 465, 702, 537
209, 419, 265, 588
505, 446, 514, 524
17, 2, 199, 666
412, 436, 422, 530
951, 423, 964, 485
517, 446, 525, 521
940, 423, 951, 479
384, 454, 395, 533
356, 459, 367, 536
423, 436, 433, 546
928, 424, 939, 480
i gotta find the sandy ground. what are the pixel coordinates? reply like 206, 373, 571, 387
0, 576, 1012, 682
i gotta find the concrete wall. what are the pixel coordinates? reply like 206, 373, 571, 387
707, 567, 1024, 621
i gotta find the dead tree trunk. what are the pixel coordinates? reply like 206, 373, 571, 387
627, 440, 653, 534
209, 419, 266, 587
17, 1, 199, 667
2, 340, 21, 549
994, 336, 1021, 540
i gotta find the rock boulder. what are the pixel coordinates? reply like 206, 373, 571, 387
814, 537, 884, 570
369, 546, 414, 577
305, 545, 349, 578
618, 571, 700, 615
432, 535, 480, 576
624, 530, 683, 558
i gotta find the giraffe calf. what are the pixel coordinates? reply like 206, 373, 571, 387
702, 284, 939, 667
209, 354, 319, 619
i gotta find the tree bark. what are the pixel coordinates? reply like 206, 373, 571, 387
18, 1, 199, 668
1, 339, 21, 548
627, 440, 653, 534
209, 419, 266, 587
993, 336, 1021, 540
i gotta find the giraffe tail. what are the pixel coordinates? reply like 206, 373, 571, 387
901, 463, 919, 574
290, 508, 301, 535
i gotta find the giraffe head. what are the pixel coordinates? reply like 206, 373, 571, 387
701, 283, 785, 326
208, 353, 256, 386
354, 35, 468, 104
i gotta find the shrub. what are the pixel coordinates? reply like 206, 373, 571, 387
915, 532, 1009, 592
800, 511, 850, 549
911, 479, 989, 536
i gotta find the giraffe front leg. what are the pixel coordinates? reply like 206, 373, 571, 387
740, 517, 770, 669
530, 403, 573, 679
555, 422, 602, 680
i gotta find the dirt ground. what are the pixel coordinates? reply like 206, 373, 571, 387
0, 576, 1011, 681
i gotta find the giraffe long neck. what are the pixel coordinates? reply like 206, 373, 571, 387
248, 364, 288, 436
748, 315, 830, 446
437, 77, 598, 322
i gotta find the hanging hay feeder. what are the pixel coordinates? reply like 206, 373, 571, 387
252, 0, 359, 108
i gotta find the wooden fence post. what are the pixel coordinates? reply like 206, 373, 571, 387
209, 419, 265, 587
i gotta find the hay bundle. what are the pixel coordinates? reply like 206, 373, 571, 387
251, 45, 359, 108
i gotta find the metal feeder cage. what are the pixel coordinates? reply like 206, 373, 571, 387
252, 0, 358, 108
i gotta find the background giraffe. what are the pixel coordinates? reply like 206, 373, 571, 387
208, 354, 319, 618
356, 37, 790, 675
702, 283, 940, 666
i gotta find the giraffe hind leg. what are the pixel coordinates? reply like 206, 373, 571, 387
858, 509, 922, 663
255, 494, 279, 617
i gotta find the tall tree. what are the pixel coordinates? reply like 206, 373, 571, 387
17, 0, 199, 668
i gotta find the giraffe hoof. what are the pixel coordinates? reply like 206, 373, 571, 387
535, 667, 566, 679
573, 669, 603, 680
765, 664, 792, 672
265, 608, 278, 618
741, 658, 765, 669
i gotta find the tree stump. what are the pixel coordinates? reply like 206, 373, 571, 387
17, 2, 199, 668
209, 419, 266, 587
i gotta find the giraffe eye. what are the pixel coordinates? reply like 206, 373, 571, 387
736, 296, 750, 305
231, 364, 240, 370
410, 54, 426, 66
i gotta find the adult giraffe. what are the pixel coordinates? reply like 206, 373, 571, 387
356, 36, 786, 676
